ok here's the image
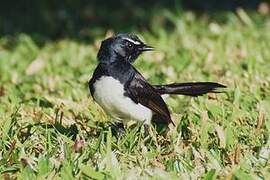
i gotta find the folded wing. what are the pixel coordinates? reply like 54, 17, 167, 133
125, 72, 175, 126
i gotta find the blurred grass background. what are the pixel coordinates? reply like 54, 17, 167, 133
0, 0, 263, 40
0, 0, 270, 179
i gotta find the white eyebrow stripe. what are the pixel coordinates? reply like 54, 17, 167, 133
123, 37, 141, 45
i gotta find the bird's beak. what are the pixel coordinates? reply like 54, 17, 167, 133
140, 44, 154, 51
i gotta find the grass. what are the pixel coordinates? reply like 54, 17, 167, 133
0, 9, 270, 179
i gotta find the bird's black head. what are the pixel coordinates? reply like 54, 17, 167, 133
97, 33, 154, 63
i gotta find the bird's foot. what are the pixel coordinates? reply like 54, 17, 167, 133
112, 122, 126, 138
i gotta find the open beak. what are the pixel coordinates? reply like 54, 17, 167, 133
140, 44, 154, 51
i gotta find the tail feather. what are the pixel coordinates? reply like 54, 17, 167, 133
153, 82, 226, 97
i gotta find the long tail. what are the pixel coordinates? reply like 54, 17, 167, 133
153, 82, 226, 97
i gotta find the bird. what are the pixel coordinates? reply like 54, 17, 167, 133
89, 33, 225, 133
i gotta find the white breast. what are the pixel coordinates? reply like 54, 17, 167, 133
93, 76, 152, 124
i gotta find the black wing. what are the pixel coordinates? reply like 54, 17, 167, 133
125, 72, 175, 126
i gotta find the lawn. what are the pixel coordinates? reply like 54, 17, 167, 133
0, 9, 270, 179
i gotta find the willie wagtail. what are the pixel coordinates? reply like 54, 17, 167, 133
89, 33, 225, 131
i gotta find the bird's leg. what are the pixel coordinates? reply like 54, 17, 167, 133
143, 124, 150, 137
116, 122, 126, 137
117, 122, 125, 134
112, 122, 126, 138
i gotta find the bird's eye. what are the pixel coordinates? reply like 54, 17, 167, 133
126, 42, 133, 49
